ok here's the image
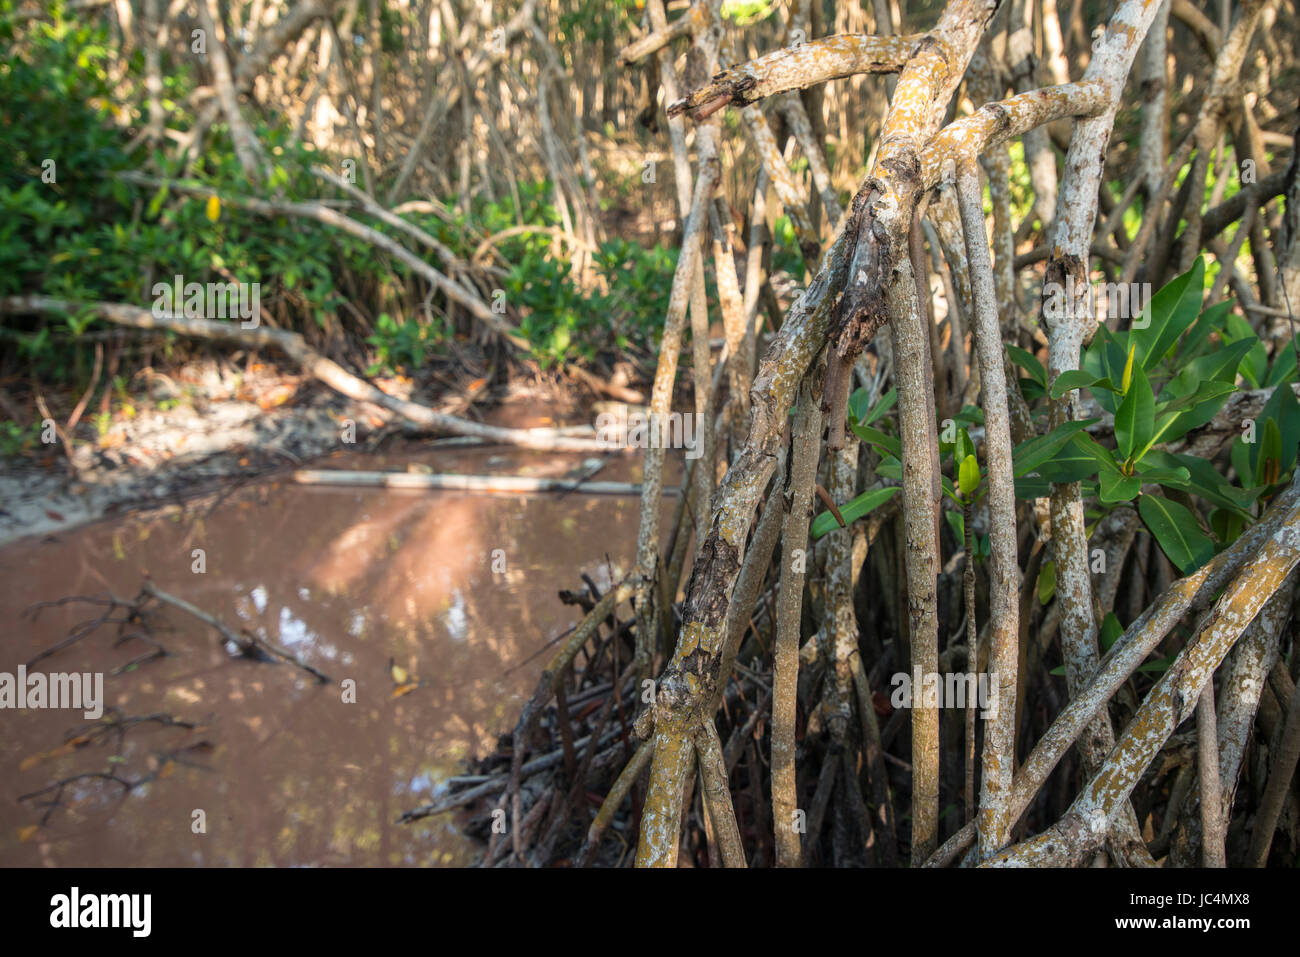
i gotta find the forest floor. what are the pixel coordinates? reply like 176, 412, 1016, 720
0, 353, 603, 547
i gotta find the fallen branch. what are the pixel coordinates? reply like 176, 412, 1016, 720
0, 296, 612, 453
142, 582, 331, 683
292, 470, 669, 496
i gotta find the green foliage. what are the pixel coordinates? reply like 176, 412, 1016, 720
0, 12, 668, 382
1017, 258, 1293, 575
824, 259, 1290, 582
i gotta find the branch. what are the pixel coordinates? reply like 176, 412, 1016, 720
955, 158, 1021, 856
667, 34, 921, 117
115, 172, 520, 346
919, 81, 1108, 188
987, 473, 1300, 866
0, 296, 611, 453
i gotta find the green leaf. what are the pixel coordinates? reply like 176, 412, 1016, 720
1099, 469, 1141, 503
1072, 432, 1124, 475
1133, 464, 1191, 488
811, 486, 900, 539
954, 428, 976, 465
1114, 363, 1154, 462
1137, 656, 1176, 675
1038, 560, 1056, 605
1267, 340, 1298, 388
1014, 475, 1052, 500
1252, 380, 1300, 477
1100, 612, 1124, 651
851, 423, 901, 460
1151, 450, 1260, 515
1121, 342, 1136, 395
1166, 337, 1255, 397
1133, 257, 1205, 371
1034, 442, 1103, 484
1050, 369, 1116, 399
1012, 420, 1097, 476
1138, 494, 1216, 574
863, 388, 897, 425
1006, 345, 1047, 387
1223, 314, 1269, 387
958, 454, 980, 497
1211, 507, 1245, 546
945, 508, 965, 544
1141, 381, 1237, 454
875, 456, 903, 482
848, 387, 871, 424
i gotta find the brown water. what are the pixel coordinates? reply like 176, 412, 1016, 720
0, 440, 668, 866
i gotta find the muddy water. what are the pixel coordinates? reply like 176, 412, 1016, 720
0, 440, 673, 866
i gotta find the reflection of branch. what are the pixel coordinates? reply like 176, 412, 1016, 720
25, 592, 147, 668
142, 582, 331, 684
19, 735, 212, 827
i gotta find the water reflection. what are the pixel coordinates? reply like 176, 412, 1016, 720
0, 442, 671, 866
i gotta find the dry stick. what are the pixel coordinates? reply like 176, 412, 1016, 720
928, 187, 980, 406
894, 237, 944, 866
1248, 668, 1300, 867
488, 582, 633, 864
618, 3, 699, 64
630, 0, 718, 677
536, 660, 641, 861
966, 50, 1016, 326
929, 472, 1300, 865
0, 297, 609, 453
1207, 193, 1256, 305
924, 217, 970, 399
1221, 585, 1292, 789
912, 205, 951, 419
694, 720, 747, 867
1118, 137, 1196, 288
1035, 0, 1168, 867
1173, 0, 1267, 276
710, 201, 750, 457
738, 103, 819, 266
736, 169, 770, 453
113, 172, 520, 346
987, 500, 1300, 866
386, 0, 537, 204
847, 645, 899, 863
577, 738, 653, 865
962, 479, 978, 823
800, 740, 841, 864
141, 582, 330, 683
195, 0, 264, 183
825, 0, 1004, 866
1136, 0, 1171, 202
779, 92, 845, 228
773, 382, 822, 867
712, 456, 788, 716
955, 158, 1022, 856
310, 166, 464, 271
630, 3, 978, 866
291, 470, 665, 497
630, 196, 856, 869
1195, 678, 1226, 867
824, 419, 896, 862
667, 33, 920, 115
